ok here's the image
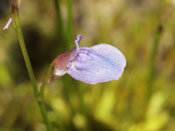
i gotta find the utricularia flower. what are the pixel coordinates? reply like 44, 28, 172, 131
50, 35, 126, 84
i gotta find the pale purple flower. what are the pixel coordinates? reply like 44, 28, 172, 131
51, 35, 126, 84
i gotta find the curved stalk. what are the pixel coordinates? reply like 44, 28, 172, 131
11, 7, 53, 131
40, 62, 54, 98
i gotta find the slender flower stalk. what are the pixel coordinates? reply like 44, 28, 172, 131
40, 62, 54, 98
11, 4, 53, 131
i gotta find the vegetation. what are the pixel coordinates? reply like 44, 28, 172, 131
0, 0, 174, 130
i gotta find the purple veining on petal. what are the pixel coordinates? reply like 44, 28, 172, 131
67, 44, 126, 84
75, 48, 93, 63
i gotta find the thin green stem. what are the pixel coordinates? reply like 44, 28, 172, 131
66, 0, 73, 49
54, 0, 64, 36
40, 62, 54, 98
11, 7, 53, 131
38, 101, 52, 131
63, 76, 74, 116
147, 25, 162, 99
12, 7, 39, 99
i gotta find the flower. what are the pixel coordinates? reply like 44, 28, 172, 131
51, 35, 126, 84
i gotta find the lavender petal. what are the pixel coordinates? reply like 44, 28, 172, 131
67, 44, 126, 84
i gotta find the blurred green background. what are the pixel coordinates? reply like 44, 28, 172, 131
0, 0, 175, 131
